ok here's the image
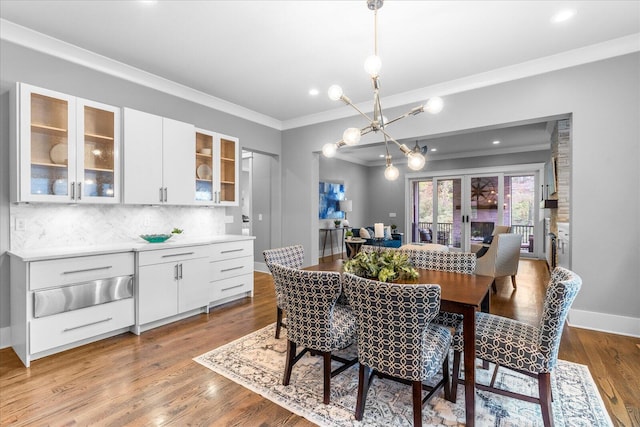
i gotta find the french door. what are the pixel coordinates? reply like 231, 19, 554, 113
411, 172, 537, 256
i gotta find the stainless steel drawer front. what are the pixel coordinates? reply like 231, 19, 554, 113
33, 275, 134, 318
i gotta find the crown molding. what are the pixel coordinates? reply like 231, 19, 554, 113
3, 18, 637, 132
0, 19, 283, 130
282, 33, 640, 130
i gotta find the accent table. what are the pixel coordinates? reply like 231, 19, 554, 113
319, 227, 347, 259
345, 238, 366, 258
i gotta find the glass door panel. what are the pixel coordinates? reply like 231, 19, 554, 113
505, 175, 536, 255
219, 137, 236, 203
413, 180, 434, 243
30, 93, 70, 197
469, 175, 500, 247
436, 178, 462, 249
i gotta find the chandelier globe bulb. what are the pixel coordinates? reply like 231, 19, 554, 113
364, 55, 382, 77
407, 152, 426, 170
322, 142, 337, 158
424, 96, 444, 114
328, 85, 344, 101
384, 164, 399, 181
343, 128, 361, 146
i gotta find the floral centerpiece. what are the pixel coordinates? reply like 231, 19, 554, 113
343, 250, 419, 283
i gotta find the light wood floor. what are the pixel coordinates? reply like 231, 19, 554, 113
1, 259, 638, 426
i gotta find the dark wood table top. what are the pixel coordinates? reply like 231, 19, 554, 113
306, 259, 493, 308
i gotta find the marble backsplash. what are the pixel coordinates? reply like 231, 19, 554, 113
10, 203, 226, 252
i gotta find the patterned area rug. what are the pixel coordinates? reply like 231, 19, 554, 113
194, 324, 612, 427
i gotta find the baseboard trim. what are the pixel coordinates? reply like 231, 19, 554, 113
0, 326, 10, 349
569, 309, 640, 338
254, 262, 269, 273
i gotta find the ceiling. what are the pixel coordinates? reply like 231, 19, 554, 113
1, 1, 638, 162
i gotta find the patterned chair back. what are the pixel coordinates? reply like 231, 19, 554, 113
263, 245, 304, 270
343, 273, 443, 381
359, 245, 400, 254
270, 264, 346, 352
263, 245, 305, 309
406, 249, 476, 274
538, 266, 582, 371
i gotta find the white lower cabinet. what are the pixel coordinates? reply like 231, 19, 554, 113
208, 240, 254, 305
135, 245, 209, 331
10, 251, 135, 367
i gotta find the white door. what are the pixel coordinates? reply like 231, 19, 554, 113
177, 257, 210, 313
138, 263, 178, 324
123, 108, 163, 204
162, 117, 195, 205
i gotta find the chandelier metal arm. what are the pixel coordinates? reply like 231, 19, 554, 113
340, 94, 376, 125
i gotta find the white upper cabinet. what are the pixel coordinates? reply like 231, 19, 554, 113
123, 108, 195, 205
195, 129, 239, 206
11, 83, 121, 203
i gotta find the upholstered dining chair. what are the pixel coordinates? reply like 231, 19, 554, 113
269, 264, 357, 404
475, 233, 522, 292
263, 245, 304, 338
343, 273, 452, 427
470, 225, 512, 253
449, 267, 582, 427
406, 249, 476, 273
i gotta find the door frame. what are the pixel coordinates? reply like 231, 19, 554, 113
405, 163, 546, 258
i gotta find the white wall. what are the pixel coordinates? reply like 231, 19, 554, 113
284, 53, 640, 336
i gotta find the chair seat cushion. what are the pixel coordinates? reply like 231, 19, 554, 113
329, 304, 358, 350
453, 312, 546, 374
421, 324, 453, 378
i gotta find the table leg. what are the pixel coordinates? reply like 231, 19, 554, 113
329, 229, 334, 258
462, 305, 476, 427
340, 228, 345, 259
321, 230, 329, 258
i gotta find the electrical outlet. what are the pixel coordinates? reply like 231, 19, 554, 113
389, 212, 397, 218
142, 215, 151, 227
224, 215, 234, 223
15, 217, 26, 231
258, 214, 263, 221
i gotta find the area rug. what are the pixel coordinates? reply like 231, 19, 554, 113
194, 324, 612, 427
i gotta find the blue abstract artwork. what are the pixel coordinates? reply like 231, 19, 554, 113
319, 181, 345, 219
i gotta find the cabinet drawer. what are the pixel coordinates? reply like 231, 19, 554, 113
210, 256, 253, 281
138, 245, 209, 266
208, 240, 253, 261
210, 273, 253, 302
30, 298, 134, 354
30, 252, 134, 290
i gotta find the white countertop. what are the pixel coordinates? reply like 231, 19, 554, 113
8, 234, 255, 262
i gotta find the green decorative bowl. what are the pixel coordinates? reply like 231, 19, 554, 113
140, 234, 172, 243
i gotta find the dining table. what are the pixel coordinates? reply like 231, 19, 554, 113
305, 259, 493, 427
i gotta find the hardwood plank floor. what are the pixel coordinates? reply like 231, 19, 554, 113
1, 259, 638, 426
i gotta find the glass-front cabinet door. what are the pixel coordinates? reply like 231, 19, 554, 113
77, 100, 120, 203
14, 83, 120, 203
217, 134, 238, 205
195, 129, 214, 204
194, 129, 239, 206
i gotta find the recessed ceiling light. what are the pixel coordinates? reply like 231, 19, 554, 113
492, 140, 500, 145
308, 88, 319, 96
430, 148, 437, 152
378, 154, 385, 158
551, 9, 576, 23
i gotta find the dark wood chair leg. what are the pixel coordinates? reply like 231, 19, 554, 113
275, 307, 283, 339
412, 380, 423, 427
538, 372, 554, 427
450, 350, 460, 402
323, 352, 331, 404
442, 354, 451, 402
283, 340, 296, 386
355, 365, 373, 421
511, 275, 517, 289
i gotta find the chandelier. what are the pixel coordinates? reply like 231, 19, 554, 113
321, 0, 443, 180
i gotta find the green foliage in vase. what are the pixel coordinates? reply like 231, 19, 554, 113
171, 228, 184, 234
343, 250, 418, 283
